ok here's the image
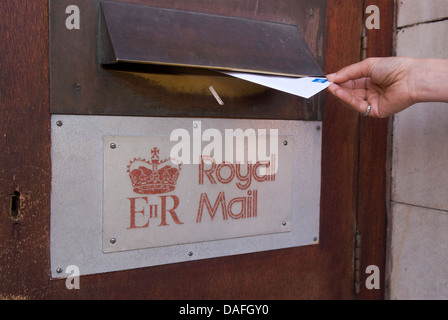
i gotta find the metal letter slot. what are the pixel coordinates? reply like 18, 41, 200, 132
50, 0, 327, 120
100, 1, 323, 77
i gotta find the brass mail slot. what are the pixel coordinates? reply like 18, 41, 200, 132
50, 0, 327, 120
100, 1, 323, 77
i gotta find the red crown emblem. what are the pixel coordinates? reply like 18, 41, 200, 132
127, 147, 181, 195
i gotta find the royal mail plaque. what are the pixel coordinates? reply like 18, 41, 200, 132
103, 132, 292, 253
50, 116, 320, 277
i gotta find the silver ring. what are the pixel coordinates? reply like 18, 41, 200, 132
361, 104, 371, 117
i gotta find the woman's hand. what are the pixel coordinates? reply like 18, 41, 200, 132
326, 57, 420, 118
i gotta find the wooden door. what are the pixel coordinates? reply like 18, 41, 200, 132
0, 0, 392, 300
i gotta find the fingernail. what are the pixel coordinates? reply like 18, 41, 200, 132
326, 73, 336, 79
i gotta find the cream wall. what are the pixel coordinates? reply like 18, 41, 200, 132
387, 0, 448, 299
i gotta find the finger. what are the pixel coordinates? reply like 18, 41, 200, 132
338, 78, 369, 90
327, 83, 340, 95
331, 85, 370, 114
327, 59, 376, 84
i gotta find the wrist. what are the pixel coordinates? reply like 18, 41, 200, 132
410, 58, 448, 103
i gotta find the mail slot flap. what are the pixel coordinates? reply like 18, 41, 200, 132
100, 1, 323, 77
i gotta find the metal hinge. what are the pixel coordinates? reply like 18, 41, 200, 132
354, 230, 362, 294
360, 27, 368, 61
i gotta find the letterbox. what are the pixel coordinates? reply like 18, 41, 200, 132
50, 0, 327, 278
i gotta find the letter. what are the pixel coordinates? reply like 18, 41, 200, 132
149, 204, 158, 218
224, 130, 235, 164
257, 129, 278, 176
65, 265, 80, 290
365, 265, 380, 289
262, 305, 269, 314
65, 5, 80, 30
207, 307, 213, 318
224, 305, 231, 314
188, 305, 194, 314
270, 154, 276, 180
227, 197, 246, 219
179, 307, 186, 315
233, 305, 240, 314
199, 156, 217, 185
202, 128, 223, 164
246, 190, 257, 218
192, 121, 202, 164
216, 162, 235, 184
158, 195, 183, 226
224, 128, 257, 164
197, 192, 227, 222
253, 161, 270, 182
241, 305, 249, 314
246, 305, 255, 315
127, 197, 150, 229
365, 5, 380, 30
246, 191, 252, 218
235, 163, 252, 190
170, 128, 191, 164
253, 190, 257, 217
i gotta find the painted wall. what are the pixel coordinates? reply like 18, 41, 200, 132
387, 0, 448, 299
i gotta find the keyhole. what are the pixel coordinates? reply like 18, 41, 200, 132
10, 191, 20, 219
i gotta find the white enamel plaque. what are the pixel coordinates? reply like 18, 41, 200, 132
50, 115, 321, 277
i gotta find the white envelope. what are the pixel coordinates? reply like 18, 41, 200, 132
222, 72, 331, 99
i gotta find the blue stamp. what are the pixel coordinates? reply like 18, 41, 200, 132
312, 78, 328, 83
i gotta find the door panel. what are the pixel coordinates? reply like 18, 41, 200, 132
0, 0, 391, 300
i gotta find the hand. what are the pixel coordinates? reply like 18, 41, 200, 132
326, 57, 417, 118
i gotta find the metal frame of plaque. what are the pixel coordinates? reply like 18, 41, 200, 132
50, 115, 321, 278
